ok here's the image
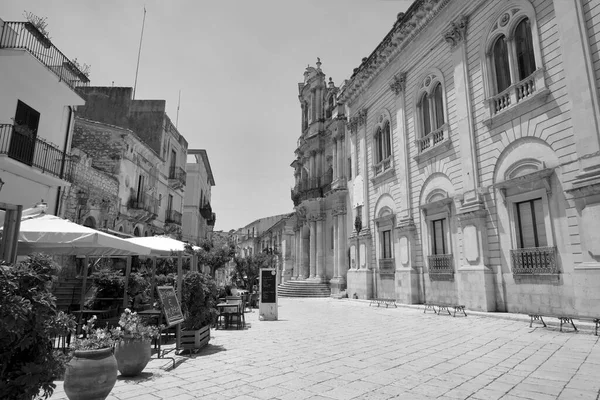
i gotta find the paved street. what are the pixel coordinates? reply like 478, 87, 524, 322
50, 299, 600, 400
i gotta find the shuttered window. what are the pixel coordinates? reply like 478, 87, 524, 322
515, 18, 536, 80
432, 218, 447, 255
515, 198, 547, 248
493, 35, 511, 93
382, 230, 392, 259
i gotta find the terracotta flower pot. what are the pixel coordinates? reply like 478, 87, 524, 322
114, 337, 151, 377
64, 347, 118, 400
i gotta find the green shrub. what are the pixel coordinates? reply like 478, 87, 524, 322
181, 271, 219, 330
0, 254, 76, 400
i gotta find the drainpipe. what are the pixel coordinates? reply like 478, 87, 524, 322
55, 106, 74, 215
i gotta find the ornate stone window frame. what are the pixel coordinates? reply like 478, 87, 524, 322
414, 68, 451, 162
493, 165, 559, 276
370, 109, 395, 185
481, 1, 549, 127
420, 190, 454, 280
375, 207, 395, 275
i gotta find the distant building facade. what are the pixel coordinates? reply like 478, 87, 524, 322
0, 18, 88, 213
292, 0, 600, 316
182, 149, 216, 244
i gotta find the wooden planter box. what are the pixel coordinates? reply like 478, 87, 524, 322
181, 325, 210, 350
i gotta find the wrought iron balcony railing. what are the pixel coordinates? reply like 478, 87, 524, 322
0, 22, 90, 90
200, 203, 212, 219
510, 246, 558, 275
165, 209, 182, 225
0, 124, 73, 182
428, 254, 454, 280
128, 193, 158, 215
168, 166, 186, 188
207, 212, 216, 226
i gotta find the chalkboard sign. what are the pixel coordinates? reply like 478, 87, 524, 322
260, 269, 277, 303
156, 286, 184, 327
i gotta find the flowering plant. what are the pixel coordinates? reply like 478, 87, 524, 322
112, 309, 160, 341
70, 316, 115, 351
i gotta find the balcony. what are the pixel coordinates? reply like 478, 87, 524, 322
428, 254, 454, 281
207, 212, 216, 226
128, 193, 158, 216
200, 203, 212, 220
291, 173, 334, 207
165, 209, 182, 225
0, 22, 90, 91
510, 246, 558, 275
415, 124, 451, 162
0, 124, 73, 182
168, 166, 186, 189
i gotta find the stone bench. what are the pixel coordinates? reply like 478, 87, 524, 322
423, 303, 467, 317
369, 298, 397, 308
528, 314, 599, 335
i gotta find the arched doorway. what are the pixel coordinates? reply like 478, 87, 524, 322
82, 216, 96, 229
133, 227, 141, 237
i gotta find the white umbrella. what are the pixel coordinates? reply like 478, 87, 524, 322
15, 213, 152, 256
125, 236, 199, 256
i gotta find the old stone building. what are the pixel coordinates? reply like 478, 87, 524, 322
182, 149, 216, 244
292, 0, 600, 316
74, 87, 188, 239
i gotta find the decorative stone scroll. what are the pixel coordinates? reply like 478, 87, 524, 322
389, 72, 407, 95
444, 15, 468, 49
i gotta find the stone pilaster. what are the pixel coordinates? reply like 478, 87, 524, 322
332, 137, 338, 181
309, 219, 317, 278
389, 72, 411, 222
315, 215, 325, 281
456, 209, 496, 312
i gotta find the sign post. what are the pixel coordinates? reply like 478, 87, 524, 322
259, 268, 278, 321
155, 286, 184, 364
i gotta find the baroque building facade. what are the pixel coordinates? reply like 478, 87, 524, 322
182, 149, 216, 244
292, 0, 600, 316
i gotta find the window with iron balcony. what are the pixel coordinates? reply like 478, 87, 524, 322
371, 114, 395, 185
483, 5, 548, 126
415, 71, 451, 161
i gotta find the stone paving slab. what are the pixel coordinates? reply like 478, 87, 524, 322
49, 298, 600, 399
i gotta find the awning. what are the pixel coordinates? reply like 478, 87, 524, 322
15, 213, 152, 257
125, 236, 199, 257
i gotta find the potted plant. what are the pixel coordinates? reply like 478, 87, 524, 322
64, 316, 117, 400
180, 271, 219, 352
112, 309, 160, 377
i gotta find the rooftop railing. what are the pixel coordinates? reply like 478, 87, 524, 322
0, 22, 90, 90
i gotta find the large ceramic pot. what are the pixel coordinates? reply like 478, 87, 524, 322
64, 347, 118, 400
114, 337, 151, 377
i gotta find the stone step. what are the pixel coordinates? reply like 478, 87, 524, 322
278, 280, 331, 298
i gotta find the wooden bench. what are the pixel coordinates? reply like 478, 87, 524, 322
369, 298, 397, 308
423, 303, 467, 317
528, 314, 599, 335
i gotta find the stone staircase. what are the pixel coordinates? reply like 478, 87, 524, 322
278, 280, 331, 298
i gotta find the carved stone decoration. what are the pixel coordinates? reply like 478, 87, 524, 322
357, 108, 368, 127
389, 72, 407, 95
444, 15, 468, 49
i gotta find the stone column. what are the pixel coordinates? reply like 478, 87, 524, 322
309, 219, 316, 278
337, 210, 347, 284
296, 225, 304, 279
332, 138, 338, 181
315, 216, 324, 281
332, 215, 339, 279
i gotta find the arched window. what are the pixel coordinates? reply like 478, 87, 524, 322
483, 4, 546, 119
514, 18, 536, 80
416, 70, 448, 157
372, 114, 393, 177
325, 95, 335, 119
493, 35, 511, 93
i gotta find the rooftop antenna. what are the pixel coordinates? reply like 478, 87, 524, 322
132, 6, 146, 100
176, 90, 181, 129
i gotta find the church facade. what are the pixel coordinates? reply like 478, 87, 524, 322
291, 0, 600, 316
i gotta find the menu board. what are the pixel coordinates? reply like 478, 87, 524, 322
260, 269, 277, 303
156, 286, 184, 327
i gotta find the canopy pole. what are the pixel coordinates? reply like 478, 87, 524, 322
123, 256, 132, 309
150, 256, 157, 305
80, 256, 89, 312
176, 252, 183, 350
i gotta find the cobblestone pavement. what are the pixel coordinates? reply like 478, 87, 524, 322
50, 298, 600, 400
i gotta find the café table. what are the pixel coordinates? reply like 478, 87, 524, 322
216, 302, 241, 329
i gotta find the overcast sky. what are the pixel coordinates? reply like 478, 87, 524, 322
2, 0, 411, 232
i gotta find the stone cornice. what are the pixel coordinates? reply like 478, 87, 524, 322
566, 182, 600, 199
389, 72, 407, 95
332, 205, 347, 216
339, 0, 452, 105
456, 208, 487, 226
346, 108, 368, 134
443, 15, 468, 49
